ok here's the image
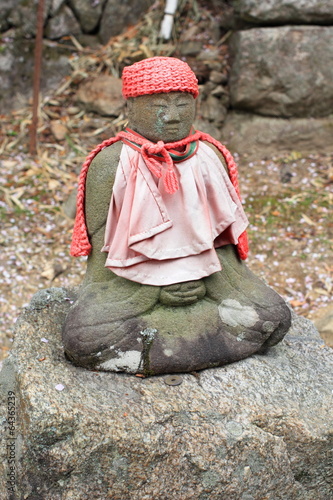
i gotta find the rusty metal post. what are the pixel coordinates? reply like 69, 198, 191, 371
29, 0, 45, 157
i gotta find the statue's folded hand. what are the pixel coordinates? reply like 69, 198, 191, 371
159, 280, 206, 306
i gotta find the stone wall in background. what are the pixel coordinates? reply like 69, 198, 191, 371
229, 26, 333, 118
230, 0, 333, 26
0, 0, 154, 113
222, 0, 333, 154
1, 0, 333, 154
0, 0, 154, 39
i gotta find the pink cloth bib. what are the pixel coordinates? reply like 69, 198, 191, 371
101, 141, 248, 286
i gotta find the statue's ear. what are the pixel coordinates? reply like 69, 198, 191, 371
194, 98, 198, 118
126, 98, 134, 116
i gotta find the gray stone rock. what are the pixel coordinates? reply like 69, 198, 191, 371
230, 0, 333, 25
45, 5, 82, 40
193, 118, 223, 143
209, 70, 227, 85
180, 40, 203, 57
211, 85, 228, 98
0, 38, 71, 113
1, 288, 332, 499
50, 0, 67, 16
0, 0, 20, 32
68, 0, 104, 34
75, 33, 102, 48
76, 75, 124, 116
7, 0, 53, 37
222, 111, 333, 156
99, 0, 154, 44
200, 94, 228, 125
229, 26, 333, 118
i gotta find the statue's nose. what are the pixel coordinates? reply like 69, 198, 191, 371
163, 105, 180, 123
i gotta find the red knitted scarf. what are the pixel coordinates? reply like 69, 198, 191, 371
70, 129, 249, 260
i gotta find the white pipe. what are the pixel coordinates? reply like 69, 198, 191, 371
160, 0, 178, 40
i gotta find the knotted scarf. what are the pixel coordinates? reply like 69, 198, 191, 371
70, 129, 249, 260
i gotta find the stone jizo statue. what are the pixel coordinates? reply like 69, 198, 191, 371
63, 57, 291, 375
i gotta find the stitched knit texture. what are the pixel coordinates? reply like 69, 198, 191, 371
70, 130, 249, 261
122, 57, 199, 99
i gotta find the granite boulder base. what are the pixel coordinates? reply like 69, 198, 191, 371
0, 290, 332, 499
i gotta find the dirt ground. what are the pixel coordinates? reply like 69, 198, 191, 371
1, 101, 332, 360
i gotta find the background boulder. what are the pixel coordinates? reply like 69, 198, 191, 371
45, 5, 81, 39
76, 75, 124, 116
0, 38, 71, 113
222, 112, 333, 155
229, 26, 333, 118
99, 0, 155, 44
230, 0, 333, 25
68, 0, 105, 34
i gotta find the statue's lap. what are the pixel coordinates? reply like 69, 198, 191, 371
63, 245, 291, 375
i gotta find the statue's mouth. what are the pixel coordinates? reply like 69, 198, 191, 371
165, 125, 179, 131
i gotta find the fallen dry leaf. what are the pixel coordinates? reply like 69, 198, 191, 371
301, 213, 316, 226
50, 120, 67, 141
289, 300, 306, 308
48, 179, 61, 190
41, 263, 65, 281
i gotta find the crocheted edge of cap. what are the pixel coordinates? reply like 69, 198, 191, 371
122, 57, 199, 99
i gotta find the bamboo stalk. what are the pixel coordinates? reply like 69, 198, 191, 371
29, 0, 45, 157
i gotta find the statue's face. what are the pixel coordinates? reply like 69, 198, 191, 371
127, 91, 196, 143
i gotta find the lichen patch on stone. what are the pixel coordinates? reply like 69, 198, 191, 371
262, 321, 275, 333
99, 350, 141, 373
140, 328, 157, 341
218, 299, 259, 328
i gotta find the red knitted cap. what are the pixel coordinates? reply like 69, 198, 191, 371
122, 57, 199, 99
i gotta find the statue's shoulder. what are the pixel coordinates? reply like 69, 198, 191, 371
85, 141, 123, 235
89, 141, 123, 171
202, 140, 228, 173
85, 141, 123, 207
86, 140, 123, 186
